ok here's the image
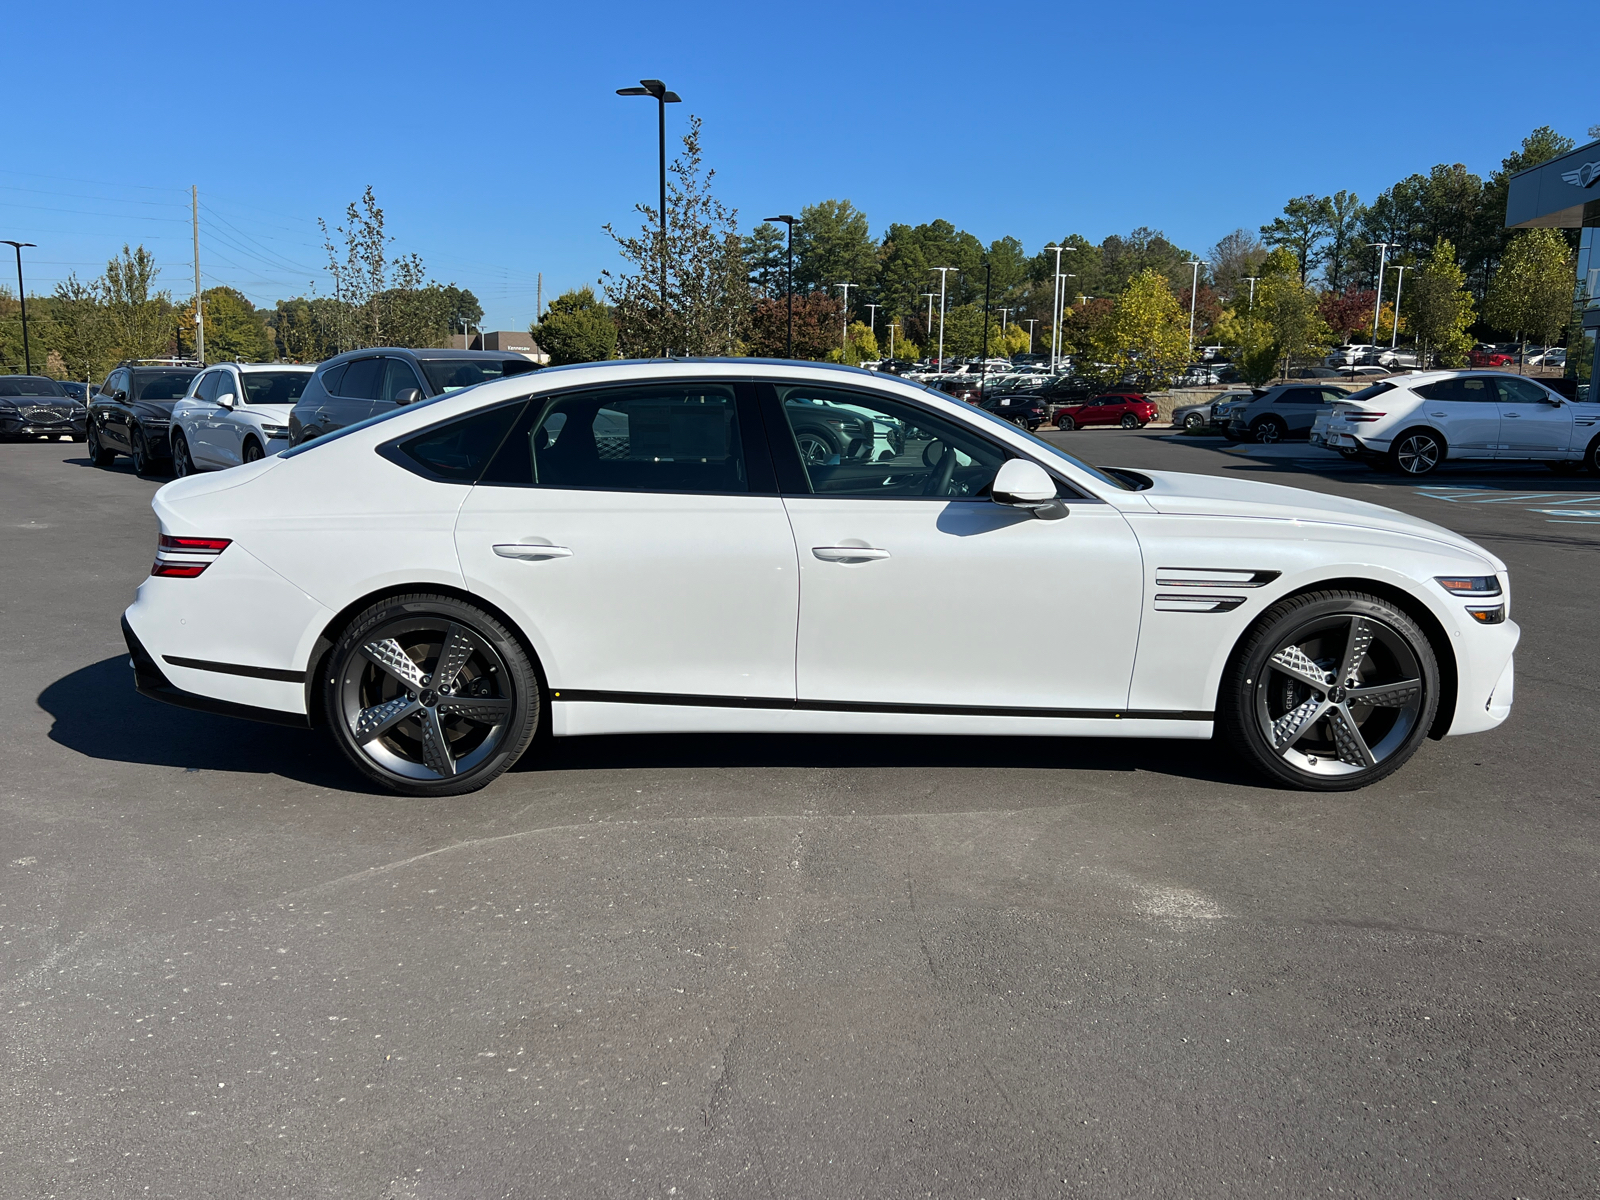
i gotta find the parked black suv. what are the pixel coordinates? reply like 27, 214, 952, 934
86, 360, 203, 474
0, 376, 88, 441
288, 348, 540, 446
978, 391, 1048, 431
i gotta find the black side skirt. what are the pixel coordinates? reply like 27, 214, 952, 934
552, 688, 1212, 723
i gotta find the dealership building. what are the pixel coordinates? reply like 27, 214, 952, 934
1506, 138, 1600, 395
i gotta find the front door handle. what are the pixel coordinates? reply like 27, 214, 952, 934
1504, 412, 1521, 418
812, 546, 890, 563
493, 543, 572, 560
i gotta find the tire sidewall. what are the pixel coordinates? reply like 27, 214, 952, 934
173, 432, 192, 477
1221, 591, 1440, 791
1056, 415, 1075, 431
1390, 428, 1444, 476
323, 593, 541, 797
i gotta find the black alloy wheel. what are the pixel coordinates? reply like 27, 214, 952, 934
172, 432, 196, 478
1254, 416, 1286, 444
324, 593, 540, 797
130, 427, 153, 476
86, 421, 114, 466
1183, 412, 1205, 431
1120, 413, 1140, 429
1220, 590, 1438, 791
1390, 429, 1443, 476
1055, 414, 1076, 431
242, 439, 265, 464
1585, 435, 1600, 475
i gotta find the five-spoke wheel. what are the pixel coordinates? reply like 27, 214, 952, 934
324, 594, 540, 796
1222, 591, 1439, 790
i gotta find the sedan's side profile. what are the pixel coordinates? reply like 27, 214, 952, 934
124, 361, 1517, 798
171, 363, 315, 475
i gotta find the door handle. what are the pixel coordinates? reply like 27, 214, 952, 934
1429, 411, 1447, 417
493, 543, 572, 560
812, 546, 890, 563
1504, 412, 1520, 418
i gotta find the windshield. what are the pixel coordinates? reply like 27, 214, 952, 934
420, 358, 537, 394
241, 371, 312, 405
133, 372, 197, 401
0, 376, 67, 397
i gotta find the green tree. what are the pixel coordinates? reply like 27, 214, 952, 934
1098, 227, 1197, 295
103, 245, 173, 361
742, 222, 788, 299
43, 274, 112, 381
825, 321, 880, 366
602, 115, 749, 357
794, 200, 877, 296
531, 287, 617, 364
1261, 196, 1333, 283
1083, 269, 1191, 388
1475, 125, 1578, 276
1405, 238, 1476, 367
1483, 229, 1574, 358
1322, 190, 1366, 291
268, 297, 342, 362
1215, 249, 1331, 382
197, 287, 273, 362
1208, 229, 1266, 306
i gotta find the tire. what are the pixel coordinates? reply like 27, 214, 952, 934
1585, 435, 1600, 475
1183, 412, 1205, 431
1389, 428, 1444, 476
172, 431, 196, 478
86, 421, 114, 466
130, 427, 153, 476
242, 438, 265, 464
1253, 416, 1285, 444
1547, 460, 1580, 474
323, 593, 540, 797
1120, 413, 1139, 429
794, 425, 842, 464
1054, 414, 1076, 431
1219, 590, 1439, 791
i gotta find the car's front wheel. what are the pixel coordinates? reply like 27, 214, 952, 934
323, 593, 541, 797
242, 438, 265, 464
1055, 414, 1075, 431
1220, 590, 1439, 791
86, 421, 114, 466
1183, 412, 1205, 431
1254, 416, 1285, 443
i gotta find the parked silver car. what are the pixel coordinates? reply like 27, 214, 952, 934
1223, 383, 1355, 443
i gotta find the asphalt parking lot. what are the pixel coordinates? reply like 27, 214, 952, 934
4, 434, 1598, 1199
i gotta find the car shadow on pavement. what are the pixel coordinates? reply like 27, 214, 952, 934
523, 729, 1258, 785
39, 656, 354, 787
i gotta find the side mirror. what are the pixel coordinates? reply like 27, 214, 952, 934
215, 392, 236, 409
992, 458, 1068, 520
113, 390, 128, 403
395, 387, 423, 406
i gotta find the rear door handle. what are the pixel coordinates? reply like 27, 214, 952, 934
812, 546, 890, 563
493, 543, 572, 560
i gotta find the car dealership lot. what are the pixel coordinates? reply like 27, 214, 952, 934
4, 437, 1597, 1197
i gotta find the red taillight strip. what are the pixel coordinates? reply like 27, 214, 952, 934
150, 561, 210, 578
159, 535, 231, 554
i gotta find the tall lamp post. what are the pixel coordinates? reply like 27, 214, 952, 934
764, 214, 796, 357
1389, 264, 1408, 352
1186, 260, 1202, 357
1059, 274, 1076, 372
888, 322, 899, 360
1024, 318, 1037, 354
1044, 244, 1065, 374
1368, 242, 1392, 349
921, 293, 936, 363
864, 303, 879, 341
929, 267, 957, 371
835, 281, 855, 359
978, 261, 992, 400
2, 240, 37, 374
616, 78, 682, 358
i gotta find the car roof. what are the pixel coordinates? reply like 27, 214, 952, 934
208, 361, 315, 372
317, 347, 535, 366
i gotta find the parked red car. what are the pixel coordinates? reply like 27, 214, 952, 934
1052, 392, 1157, 430
1468, 343, 1517, 368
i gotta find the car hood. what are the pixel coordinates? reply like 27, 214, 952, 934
1127, 468, 1504, 569
240, 403, 296, 420
132, 399, 178, 417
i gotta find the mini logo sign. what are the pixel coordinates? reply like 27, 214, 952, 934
1560, 160, 1600, 188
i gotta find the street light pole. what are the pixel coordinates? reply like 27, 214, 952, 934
765, 214, 796, 358
864, 303, 879, 340
979, 261, 992, 401
921, 293, 936, 362
617, 79, 682, 358
2, 241, 36, 374
888, 323, 898, 360
1024, 318, 1037, 354
1186, 260, 1202, 357
1368, 242, 1392, 348
1390, 264, 1408, 350
929, 267, 956, 371
1044, 244, 1064, 374
835, 282, 855, 359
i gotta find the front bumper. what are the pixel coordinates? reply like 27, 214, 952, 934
0, 414, 86, 438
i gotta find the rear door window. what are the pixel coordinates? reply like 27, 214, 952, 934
337, 358, 385, 400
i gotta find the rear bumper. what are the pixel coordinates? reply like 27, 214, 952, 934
121, 615, 309, 728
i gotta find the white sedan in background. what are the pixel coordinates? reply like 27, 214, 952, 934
124, 361, 1517, 798
170, 363, 315, 474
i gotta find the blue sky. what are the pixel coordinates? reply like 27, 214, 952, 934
6, 0, 1592, 330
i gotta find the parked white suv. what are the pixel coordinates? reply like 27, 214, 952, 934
1319, 371, 1600, 475
170, 363, 315, 475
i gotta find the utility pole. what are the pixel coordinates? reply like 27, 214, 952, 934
536, 272, 542, 321
1186, 259, 1202, 357
1369, 242, 1392, 347
930, 267, 956, 371
192, 186, 204, 363
1, 241, 35, 373
835, 282, 855, 359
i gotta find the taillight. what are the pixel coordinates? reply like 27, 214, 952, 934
1347, 412, 1387, 423
151, 533, 231, 579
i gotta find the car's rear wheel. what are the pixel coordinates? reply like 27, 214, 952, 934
86, 422, 114, 466
1055, 414, 1075, 431
794, 426, 842, 464
1183, 412, 1205, 430
242, 438, 265, 464
1220, 590, 1439, 791
1120, 413, 1139, 429
1254, 416, 1285, 443
1584, 435, 1600, 475
1389, 428, 1444, 476
130, 427, 155, 476
172, 431, 196, 478
324, 593, 540, 797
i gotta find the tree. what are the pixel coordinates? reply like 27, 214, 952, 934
1261, 196, 1333, 283
1318, 287, 1379, 345
794, 200, 877, 297
1405, 238, 1476, 368
439, 285, 483, 334
268, 297, 342, 362
1098, 227, 1197, 295
1483, 229, 1574, 358
1083, 269, 1190, 388
46, 274, 111, 381
1216, 249, 1331, 382
321, 186, 388, 346
1208, 229, 1266, 305
742, 222, 787, 299
1322, 190, 1366, 291
1476, 126, 1578, 277
826, 321, 880, 366
194, 287, 273, 362
602, 115, 749, 357
103, 245, 173, 361
746, 291, 842, 360
531, 287, 617, 364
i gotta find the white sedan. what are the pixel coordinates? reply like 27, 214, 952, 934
122, 361, 1518, 797
170, 363, 315, 474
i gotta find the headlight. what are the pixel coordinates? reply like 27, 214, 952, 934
260, 424, 289, 437
1436, 576, 1501, 597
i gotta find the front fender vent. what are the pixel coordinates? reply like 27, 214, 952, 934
1155, 594, 1249, 613
1155, 568, 1280, 589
